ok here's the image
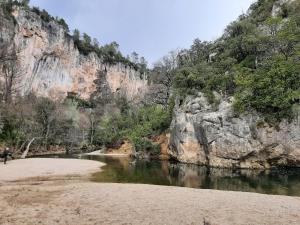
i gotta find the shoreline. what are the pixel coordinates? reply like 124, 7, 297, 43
0, 158, 104, 183
83, 150, 130, 157
26, 151, 300, 171
0, 158, 300, 225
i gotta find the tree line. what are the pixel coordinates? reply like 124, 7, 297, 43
153, 0, 300, 124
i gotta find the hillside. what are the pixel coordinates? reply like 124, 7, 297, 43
160, 0, 300, 122
165, 0, 300, 168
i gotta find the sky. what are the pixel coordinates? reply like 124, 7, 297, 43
30, 0, 255, 66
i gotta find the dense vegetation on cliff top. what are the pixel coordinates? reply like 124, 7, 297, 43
162, 0, 300, 122
1, 0, 148, 73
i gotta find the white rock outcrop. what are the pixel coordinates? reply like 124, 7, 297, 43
169, 93, 300, 169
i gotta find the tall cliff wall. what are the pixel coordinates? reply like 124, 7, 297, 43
0, 6, 148, 102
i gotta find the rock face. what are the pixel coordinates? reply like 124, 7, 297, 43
272, 0, 296, 17
169, 93, 300, 169
0, 7, 148, 102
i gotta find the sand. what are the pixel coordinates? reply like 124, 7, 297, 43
84, 150, 130, 157
0, 158, 104, 182
0, 158, 300, 225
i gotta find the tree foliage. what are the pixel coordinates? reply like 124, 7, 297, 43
234, 57, 300, 120
161, 0, 300, 122
95, 105, 172, 154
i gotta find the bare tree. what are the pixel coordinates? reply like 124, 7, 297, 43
35, 97, 57, 150
0, 44, 23, 103
88, 109, 95, 146
143, 50, 181, 106
152, 50, 180, 90
1, 58, 23, 103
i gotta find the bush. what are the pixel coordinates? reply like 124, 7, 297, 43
57, 18, 69, 31
131, 137, 160, 155
0, 118, 19, 145
65, 95, 94, 108
234, 57, 300, 121
1, 0, 14, 17
95, 105, 172, 154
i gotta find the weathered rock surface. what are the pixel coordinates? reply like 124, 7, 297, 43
106, 140, 134, 155
169, 93, 300, 169
0, 7, 148, 102
152, 133, 171, 160
272, 0, 296, 17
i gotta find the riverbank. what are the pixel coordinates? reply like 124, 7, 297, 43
0, 158, 104, 182
85, 150, 130, 157
0, 158, 300, 225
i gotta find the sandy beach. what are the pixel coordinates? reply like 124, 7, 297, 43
0, 158, 104, 182
0, 158, 300, 225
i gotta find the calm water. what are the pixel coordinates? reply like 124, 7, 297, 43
36, 154, 300, 196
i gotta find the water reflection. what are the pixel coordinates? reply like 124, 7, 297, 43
33, 154, 300, 196
84, 155, 300, 196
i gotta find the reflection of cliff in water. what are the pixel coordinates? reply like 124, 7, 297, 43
168, 162, 300, 196
84, 155, 300, 196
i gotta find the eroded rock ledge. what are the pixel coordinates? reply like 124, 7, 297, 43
169, 93, 300, 169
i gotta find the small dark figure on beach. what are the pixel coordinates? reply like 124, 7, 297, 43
2, 148, 13, 164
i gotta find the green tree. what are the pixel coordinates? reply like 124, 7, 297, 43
93, 38, 100, 48
130, 52, 139, 64
82, 33, 91, 46
174, 67, 203, 94
40, 9, 52, 22
277, 17, 300, 60
190, 39, 211, 63
73, 29, 80, 42
234, 57, 300, 120
20, 0, 30, 7
139, 56, 148, 74
57, 18, 69, 32
224, 19, 258, 63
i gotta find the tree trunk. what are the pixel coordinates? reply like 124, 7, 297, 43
21, 138, 36, 159
17, 140, 27, 153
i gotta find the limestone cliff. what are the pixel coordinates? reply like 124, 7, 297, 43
0, 6, 148, 102
169, 93, 300, 169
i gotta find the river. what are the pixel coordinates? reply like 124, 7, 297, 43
35, 154, 300, 196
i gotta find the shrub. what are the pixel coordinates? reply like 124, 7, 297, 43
1, 0, 14, 17
131, 137, 160, 155
234, 57, 300, 121
65, 95, 94, 108
57, 18, 69, 31
95, 105, 172, 154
